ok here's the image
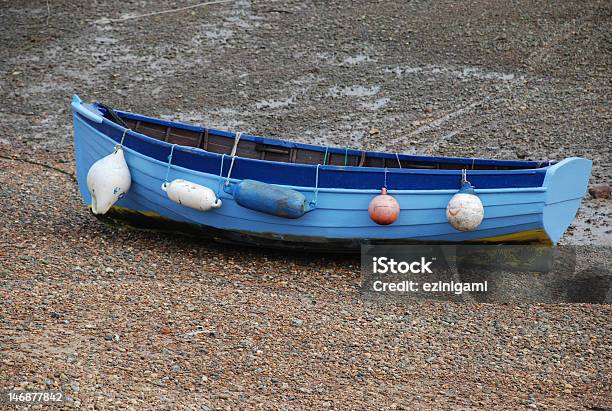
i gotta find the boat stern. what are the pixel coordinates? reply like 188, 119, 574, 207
542, 157, 592, 243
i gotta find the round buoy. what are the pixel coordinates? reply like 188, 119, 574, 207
446, 182, 484, 231
368, 187, 400, 225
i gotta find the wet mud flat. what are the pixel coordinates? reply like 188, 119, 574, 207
1, 0, 611, 409
1, 0, 609, 243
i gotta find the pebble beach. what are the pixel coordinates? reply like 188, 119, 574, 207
1, 0, 610, 409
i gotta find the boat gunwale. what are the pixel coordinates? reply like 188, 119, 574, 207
77, 112, 549, 195
94, 104, 555, 172
87, 113, 552, 179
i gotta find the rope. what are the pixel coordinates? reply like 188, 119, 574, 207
230, 131, 242, 157
217, 154, 226, 197
219, 154, 225, 176
344, 148, 348, 166
0, 154, 75, 181
94, 0, 234, 24
461, 169, 467, 185
312, 164, 321, 206
384, 167, 388, 188
114, 129, 129, 152
98, 103, 130, 128
323, 147, 329, 165
120, 129, 128, 146
225, 132, 242, 187
164, 144, 177, 184
225, 157, 237, 187
395, 153, 402, 168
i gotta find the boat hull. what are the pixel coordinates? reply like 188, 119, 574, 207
72, 97, 592, 250
96, 206, 552, 251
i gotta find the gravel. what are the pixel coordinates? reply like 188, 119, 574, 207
1, 0, 611, 409
0, 146, 610, 410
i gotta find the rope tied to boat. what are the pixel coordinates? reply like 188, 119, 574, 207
395, 153, 402, 168
114, 129, 129, 152
163, 144, 177, 186
225, 132, 242, 187
384, 167, 388, 188
217, 154, 226, 197
323, 147, 329, 165
311, 164, 321, 207
461, 168, 468, 185
219, 154, 225, 176
230, 131, 242, 157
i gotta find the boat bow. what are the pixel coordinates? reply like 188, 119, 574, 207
542, 157, 592, 243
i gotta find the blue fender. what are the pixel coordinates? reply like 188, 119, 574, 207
227, 179, 315, 219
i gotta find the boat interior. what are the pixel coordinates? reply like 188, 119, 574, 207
100, 105, 549, 171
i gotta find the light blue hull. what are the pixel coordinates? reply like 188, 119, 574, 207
73, 109, 591, 247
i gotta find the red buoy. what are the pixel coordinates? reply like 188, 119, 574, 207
368, 187, 400, 225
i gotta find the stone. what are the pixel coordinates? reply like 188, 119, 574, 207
588, 184, 611, 199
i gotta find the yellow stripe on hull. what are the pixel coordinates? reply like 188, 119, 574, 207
475, 229, 552, 245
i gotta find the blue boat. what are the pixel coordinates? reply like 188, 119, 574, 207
72, 95, 591, 250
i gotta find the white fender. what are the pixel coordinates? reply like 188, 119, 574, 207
161, 179, 221, 211
446, 183, 484, 231
87, 146, 131, 215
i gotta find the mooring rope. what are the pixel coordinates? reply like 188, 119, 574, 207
94, 0, 234, 24
0, 155, 75, 181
